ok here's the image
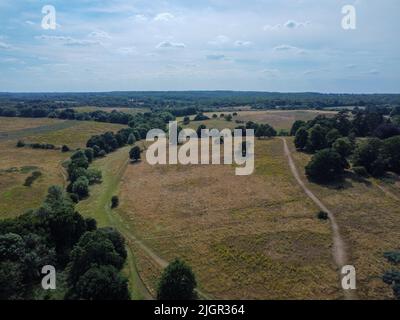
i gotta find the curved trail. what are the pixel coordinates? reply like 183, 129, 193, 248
280, 138, 356, 300
103, 155, 212, 300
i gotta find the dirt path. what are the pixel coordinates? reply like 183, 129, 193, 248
280, 138, 356, 300
98, 151, 211, 300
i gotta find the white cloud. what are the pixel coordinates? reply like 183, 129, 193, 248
0, 41, 12, 50
234, 40, 252, 47
264, 20, 310, 31
154, 12, 175, 22
206, 54, 228, 61
117, 46, 137, 55
25, 20, 35, 25
273, 44, 300, 52
132, 14, 148, 22
156, 41, 185, 49
88, 30, 111, 39
208, 35, 230, 46
35, 35, 103, 47
284, 20, 310, 29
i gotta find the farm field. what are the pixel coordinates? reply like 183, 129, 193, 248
114, 138, 340, 299
287, 137, 400, 299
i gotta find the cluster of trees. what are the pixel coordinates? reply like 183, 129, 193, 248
245, 121, 277, 138
383, 251, 400, 299
0, 186, 129, 300
17, 140, 56, 150
66, 150, 102, 201
292, 107, 400, 182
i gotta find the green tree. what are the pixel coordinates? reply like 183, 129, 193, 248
157, 259, 197, 300
306, 124, 327, 152
290, 120, 306, 136
294, 127, 308, 150
72, 177, 90, 199
66, 265, 130, 300
305, 149, 346, 182
127, 133, 136, 145
332, 137, 353, 158
326, 129, 342, 147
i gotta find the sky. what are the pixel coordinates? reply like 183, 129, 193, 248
0, 0, 399, 93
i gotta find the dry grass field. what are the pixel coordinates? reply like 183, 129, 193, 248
0, 117, 64, 133
26, 121, 126, 149
0, 118, 126, 218
116, 138, 340, 299
189, 110, 337, 131
287, 137, 400, 299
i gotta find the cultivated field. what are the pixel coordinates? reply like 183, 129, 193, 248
115, 138, 340, 299
288, 137, 400, 299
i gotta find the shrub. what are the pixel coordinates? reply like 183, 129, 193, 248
317, 211, 329, 220
353, 166, 368, 177
98, 150, 107, 157
23, 171, 42, 187
111, 196, 119, 209
129, 146, 141, 162
16, 140, 25, 148
61, 145, 70, 152
69, 193, 79, 203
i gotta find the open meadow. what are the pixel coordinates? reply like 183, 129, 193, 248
113, 138, 340, 299
0, 117, 126, 218
288, 137, 400, 299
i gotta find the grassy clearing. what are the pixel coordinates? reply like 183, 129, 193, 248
117, 138, 339, 299
0, 117, 64, 133
27, 121, 126, 149
0, 140, 68, 218
0, 120, 127, 219
287, 137, 400, 299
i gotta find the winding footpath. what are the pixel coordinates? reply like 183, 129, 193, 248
281, 138, 356, 300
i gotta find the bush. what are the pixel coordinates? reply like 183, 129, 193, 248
317, 211, 329, 220
129, 146, 141, 162
111, 196, 119, 209
127, 133, 136, 145
16, 140, 25, 148
23, 171, 42, 187
69, 193, 80, 203
353, 166, 368, 177
61, 145, 70, 152
98, 150, 107, 157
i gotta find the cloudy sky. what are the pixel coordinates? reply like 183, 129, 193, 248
0, 0, 399, 93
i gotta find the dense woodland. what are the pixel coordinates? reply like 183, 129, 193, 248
1, 91, 400, 111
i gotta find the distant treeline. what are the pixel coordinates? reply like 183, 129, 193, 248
0, 106, 178, 126
1, 91, 400, 111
